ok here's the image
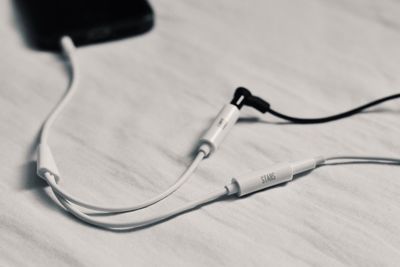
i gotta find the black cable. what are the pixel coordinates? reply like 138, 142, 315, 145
233, 88, 400, 124
268, 93, 400, 123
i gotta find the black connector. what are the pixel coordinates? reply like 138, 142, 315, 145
230, 87, 270, 113
230, 87, 252, 109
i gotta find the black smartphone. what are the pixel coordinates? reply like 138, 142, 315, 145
15, 0, 154, 50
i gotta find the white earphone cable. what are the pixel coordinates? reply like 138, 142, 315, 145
323, 156, 400, 163
39, 36, 211, 214
40, 37, 79, 143
36, 36, 399, 231
43, 152, 204, 213
47, 173, 231, 230
47, 154, 399, 230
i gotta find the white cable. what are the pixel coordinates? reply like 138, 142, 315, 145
40, 36, 79, 143
43, 152, 204, 213
38, 36, 212, 214
45, 154, 399, 229
46, 173, 229, 230
323, 155, 400, 163
37, 37, 400, 230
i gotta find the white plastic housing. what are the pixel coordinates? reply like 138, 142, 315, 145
200, 104, 240, 155
232, 163, 293, 196
37, 143, 60, 182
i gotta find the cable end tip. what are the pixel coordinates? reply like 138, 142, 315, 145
231, 87, 252, 109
